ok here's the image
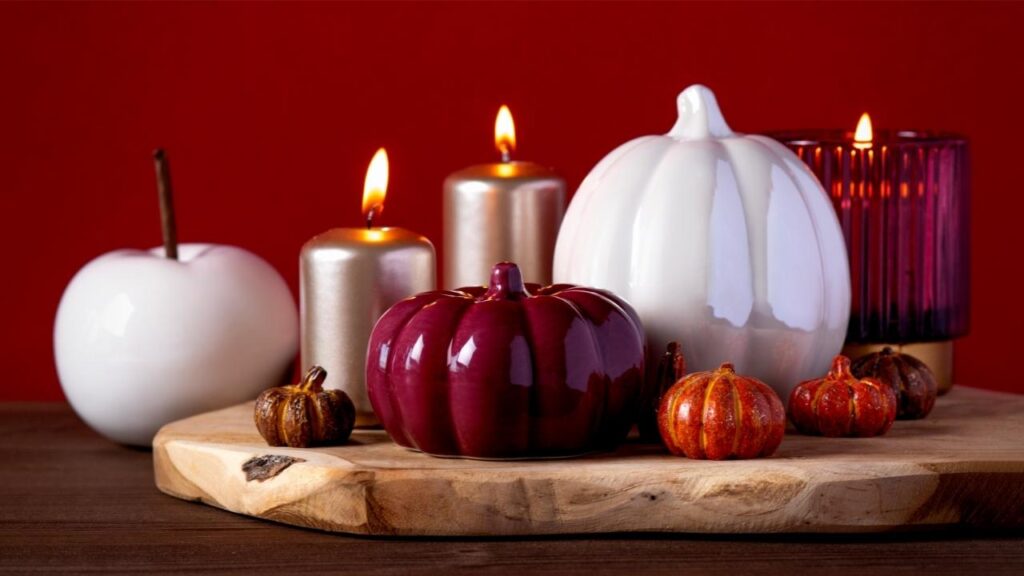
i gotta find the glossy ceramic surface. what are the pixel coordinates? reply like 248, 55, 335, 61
554, 84, 851, 399
54, 244, 299, 446
366, 262, 647, 459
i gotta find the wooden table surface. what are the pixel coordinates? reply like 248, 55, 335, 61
2, 402, 1023, 575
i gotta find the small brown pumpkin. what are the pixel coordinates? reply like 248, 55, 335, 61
850, 347, 938, 420
254, 366, 355, 447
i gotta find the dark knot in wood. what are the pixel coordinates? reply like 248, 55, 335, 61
242, 455, 306, 482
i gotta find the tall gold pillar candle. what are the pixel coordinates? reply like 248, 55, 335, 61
300, 148, 436, 427
443, 105, 566, 288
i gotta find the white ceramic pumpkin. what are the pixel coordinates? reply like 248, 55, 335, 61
553, 85, 850, 397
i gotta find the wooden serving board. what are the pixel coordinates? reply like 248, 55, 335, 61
154, 386, 1024, 536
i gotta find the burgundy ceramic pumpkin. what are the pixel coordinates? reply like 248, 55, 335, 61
657, 362, 785, 460
788, 355, 897, 437
366, 261, 647, 459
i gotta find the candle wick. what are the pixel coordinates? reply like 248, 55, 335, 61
365, 207, 376, 229
500, 149, 511, 164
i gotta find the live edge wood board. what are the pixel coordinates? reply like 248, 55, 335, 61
153, 386, 1024, 536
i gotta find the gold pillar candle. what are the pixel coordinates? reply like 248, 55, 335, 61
300, 149, 435, 427
443, 105, 566, 288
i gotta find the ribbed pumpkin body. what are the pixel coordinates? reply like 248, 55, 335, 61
553, 85, 850, 399
850, 347, 937, 420
788, 356, 897, 437
657, 363, 785, 460
366, 262, 647, 459
254, 366, 356, 447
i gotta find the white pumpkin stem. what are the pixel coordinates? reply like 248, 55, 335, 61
668, 84, 734, 140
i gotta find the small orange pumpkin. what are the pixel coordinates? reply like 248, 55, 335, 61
788, 355, 897, 437
657, 363, 785, 460
254, 366, 355, 447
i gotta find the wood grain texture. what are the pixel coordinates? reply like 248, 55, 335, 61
2, 400, 1024, 575
153, 386, 1024, 537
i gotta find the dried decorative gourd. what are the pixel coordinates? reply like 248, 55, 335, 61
850, 347, 938, 420
657, 362, 785, 460
254, 366, 355, 447
788, 355, 897, 437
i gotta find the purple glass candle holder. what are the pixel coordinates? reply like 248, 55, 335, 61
770, 125, 969, 390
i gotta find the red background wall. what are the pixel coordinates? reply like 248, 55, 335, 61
2, 2, 1021, 401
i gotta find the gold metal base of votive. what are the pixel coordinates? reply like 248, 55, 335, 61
842, 340, 954, 395
354, 411, 380, 429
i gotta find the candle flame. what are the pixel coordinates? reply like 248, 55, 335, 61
362, 147, 388, 227
494, 105, 516, 162
854, 112, 873, 149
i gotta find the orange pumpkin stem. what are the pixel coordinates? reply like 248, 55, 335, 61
717, 362, 735, 373
299, 365, 328, 392
829, 355, 852, 378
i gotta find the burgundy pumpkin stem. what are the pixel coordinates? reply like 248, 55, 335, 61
485, 262, 530, 300
665, 342, 685, 382
300, 366, 328, 392
654, 342, 686, 398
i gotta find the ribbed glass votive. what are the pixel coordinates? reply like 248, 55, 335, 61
769, 130, 970, 349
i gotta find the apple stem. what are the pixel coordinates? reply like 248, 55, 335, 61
152, 149, 179, 261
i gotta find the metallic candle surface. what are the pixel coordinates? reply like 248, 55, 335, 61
443, 105, 566, 289
300, 149, 436, 427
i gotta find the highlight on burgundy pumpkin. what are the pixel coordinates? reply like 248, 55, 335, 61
788, 355, 897, 437
657, 362, 785, 460
366, 261, 647, 459
849, 347, 937, 420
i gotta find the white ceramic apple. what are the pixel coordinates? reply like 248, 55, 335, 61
54, 243, 298, 446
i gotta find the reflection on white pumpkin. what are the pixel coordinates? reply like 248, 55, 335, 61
554, 85, 850, 397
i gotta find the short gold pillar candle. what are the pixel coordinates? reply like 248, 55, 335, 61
443, 105, 566, 288
300, 149, 436, 427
